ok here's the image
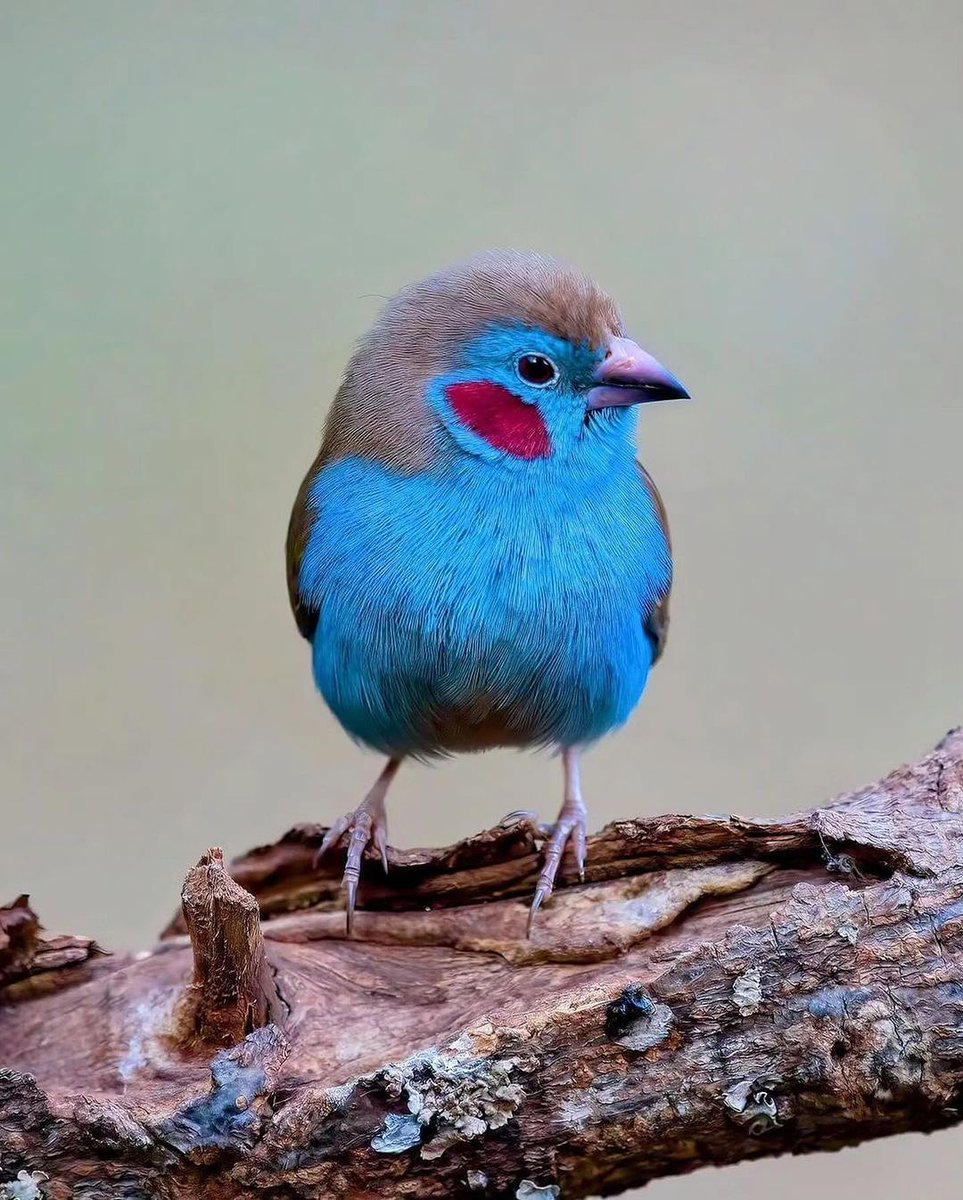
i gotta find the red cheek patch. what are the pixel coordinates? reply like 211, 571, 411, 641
444, 381, 551, 461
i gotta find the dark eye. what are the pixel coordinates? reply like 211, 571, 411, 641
517, 353, 558, 387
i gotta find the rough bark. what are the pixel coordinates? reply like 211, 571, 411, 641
1, 730, 963, 1199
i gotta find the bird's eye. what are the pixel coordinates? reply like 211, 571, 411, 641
516, 353, 558, 387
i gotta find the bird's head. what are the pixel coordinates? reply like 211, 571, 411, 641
324, 250, 688, 472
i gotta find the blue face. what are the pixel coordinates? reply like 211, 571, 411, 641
427, 323, 636, 469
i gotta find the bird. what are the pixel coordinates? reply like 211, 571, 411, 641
286, 249, 688, 935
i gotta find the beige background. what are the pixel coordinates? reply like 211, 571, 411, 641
3, 2, 962, 1196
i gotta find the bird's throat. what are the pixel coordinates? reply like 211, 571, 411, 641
444, 381, 551, 461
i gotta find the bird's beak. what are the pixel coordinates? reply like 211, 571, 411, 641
586, 337, 690, 410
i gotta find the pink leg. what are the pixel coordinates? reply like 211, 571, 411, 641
527, 746, 588, 935
315, 756, 401, 935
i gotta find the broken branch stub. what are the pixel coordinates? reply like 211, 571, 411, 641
174, 847, 284, 1050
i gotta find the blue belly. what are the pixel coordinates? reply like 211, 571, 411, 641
299, 454, 670, 757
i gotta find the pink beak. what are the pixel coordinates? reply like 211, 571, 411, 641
587, 337, 690, 410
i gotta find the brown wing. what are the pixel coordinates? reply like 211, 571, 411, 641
639, 462, 672, 664
285, 449, 326, 641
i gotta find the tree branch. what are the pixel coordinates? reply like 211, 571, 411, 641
1, 729, 962, 1198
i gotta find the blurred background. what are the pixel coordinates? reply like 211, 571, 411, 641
2, 2, 962, 1196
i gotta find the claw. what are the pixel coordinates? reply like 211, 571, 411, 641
525, 812, 589, 935
312, 756, 401, 935
526, 883, 549, 937
526, 748, 589, 937
499, 809, 553, 837
345, 874, 359, 937
315, 816, 350, 868
324, 807, 382, 936
574, 822, 587, 882
373, 825, 389, 874
499, 808, 539, 828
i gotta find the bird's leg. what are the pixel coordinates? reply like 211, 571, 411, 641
315, 756, 401, 935
527, 746, 588, 935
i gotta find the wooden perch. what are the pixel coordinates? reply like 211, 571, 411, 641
2, 729, 963, 1199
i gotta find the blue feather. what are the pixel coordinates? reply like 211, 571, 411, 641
298, 325, 671, 758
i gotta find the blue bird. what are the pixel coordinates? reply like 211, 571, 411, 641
286, 250, 688, 934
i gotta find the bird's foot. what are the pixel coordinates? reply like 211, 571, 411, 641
314, 793, 390, 936
527, 793, 588, 936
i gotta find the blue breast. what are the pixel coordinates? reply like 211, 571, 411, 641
298, 450, 670, 757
